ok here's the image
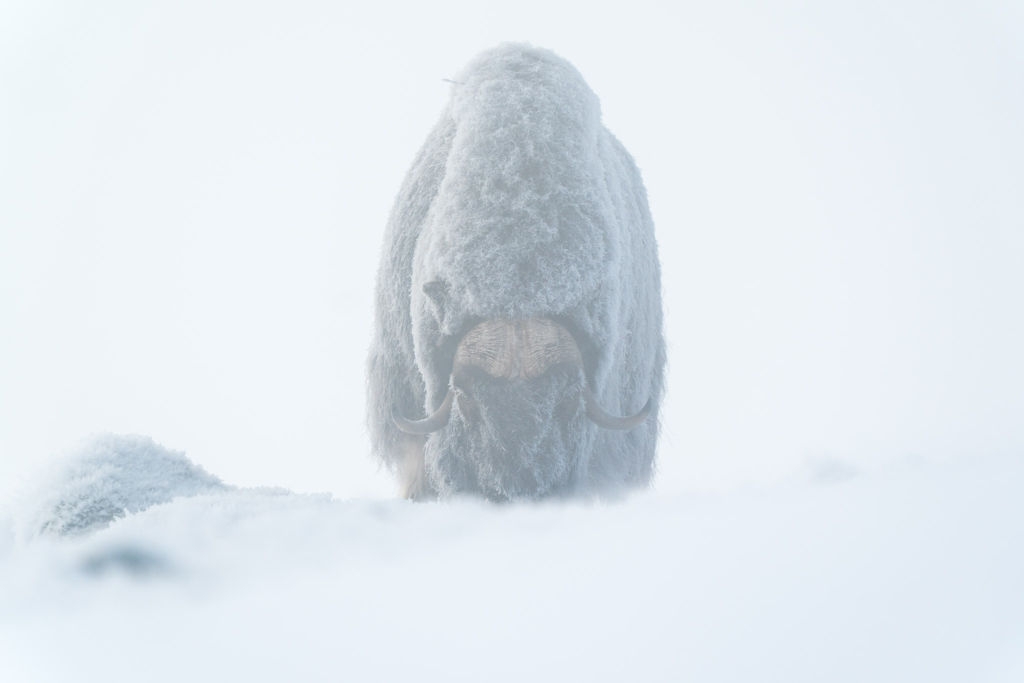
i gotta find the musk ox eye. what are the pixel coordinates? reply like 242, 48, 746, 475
456, 390, 480, 422
555, 389, 582, 420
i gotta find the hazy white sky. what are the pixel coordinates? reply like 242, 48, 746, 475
2, 0, 1022, 497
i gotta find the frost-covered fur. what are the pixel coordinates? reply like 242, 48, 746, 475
367, 44, 665, 500
14, 433, 228, 539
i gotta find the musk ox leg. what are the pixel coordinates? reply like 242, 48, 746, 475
397, 435, 436, 500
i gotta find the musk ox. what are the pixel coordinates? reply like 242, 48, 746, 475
367, 43, 665, 501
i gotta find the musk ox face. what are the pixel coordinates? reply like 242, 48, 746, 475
436, 355, 588, 500
394, 318, 650, 500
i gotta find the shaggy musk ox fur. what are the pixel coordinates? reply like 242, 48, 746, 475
367, 43, 665, 501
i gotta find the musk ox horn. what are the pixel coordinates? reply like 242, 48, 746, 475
584, 387, 652, 430
392, 388, 454, 434
393, 318, 652, 433
454, 318, 583, 380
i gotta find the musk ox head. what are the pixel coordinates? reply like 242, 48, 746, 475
367, 43, 665, 502
393, 318, 650, 499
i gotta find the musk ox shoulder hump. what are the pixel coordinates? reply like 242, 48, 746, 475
415, 43, 615, 328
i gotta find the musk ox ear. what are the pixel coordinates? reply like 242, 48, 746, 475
422, 279, 449, 324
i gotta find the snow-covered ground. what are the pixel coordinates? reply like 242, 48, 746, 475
2, 436, 1022, 682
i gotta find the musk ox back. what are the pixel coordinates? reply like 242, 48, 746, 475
367, 44, 665, 500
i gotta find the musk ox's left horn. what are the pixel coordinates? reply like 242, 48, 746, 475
393, 388, 454, 434
584, 386, 652, 430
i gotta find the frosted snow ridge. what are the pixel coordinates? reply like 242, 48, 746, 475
1, 436, 1023, 682
11, 433, 229, 541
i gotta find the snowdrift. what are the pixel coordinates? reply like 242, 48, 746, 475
1, 436, 1023, 682
10, 434, 228, 540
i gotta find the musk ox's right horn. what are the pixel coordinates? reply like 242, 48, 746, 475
393, 388, 454, 434
584, 387, 652, 430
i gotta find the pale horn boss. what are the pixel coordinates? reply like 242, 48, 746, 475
366, 44, 665, 500
393, 319, 651, 435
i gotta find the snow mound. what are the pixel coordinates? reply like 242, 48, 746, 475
14, 433, 229, 540
1, 452, 1023, 682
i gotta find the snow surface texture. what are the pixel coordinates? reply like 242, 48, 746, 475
1, 441, 1022, 682
367, 44, 664, 499
11, 434, 229, 540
